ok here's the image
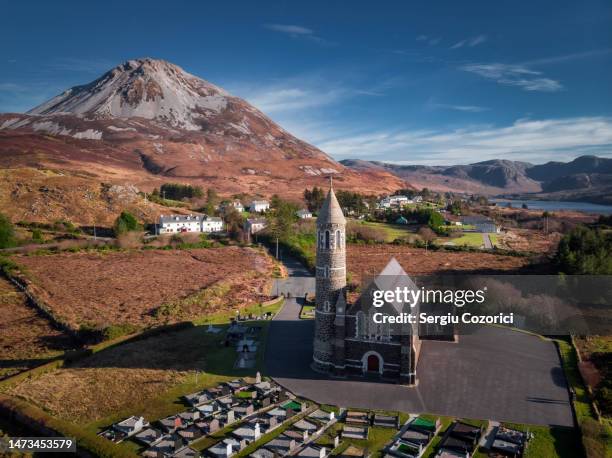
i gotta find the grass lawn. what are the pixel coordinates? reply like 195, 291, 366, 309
357, 221, 415, 242
300, 305, 315, 319
488, 233, 499, 247
194, 297, 284, 325
504, 423, 583, 458
437, 232, 484, 248
321, 423, 398, 458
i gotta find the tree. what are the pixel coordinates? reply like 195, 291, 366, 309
203, 188, 219, 215
418, 226, 436, 251
113, 211, 141, 236
158, 183, 203, 200
0, 213, 15, 249
268, 197, 298, 241
303, 187, 325, 213
427, 211, 444, 231
223, 207, 244, 239
555, 225, 612, 274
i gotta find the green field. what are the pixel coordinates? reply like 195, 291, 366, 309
355, 221, 416, 242
437, 232, 484, 247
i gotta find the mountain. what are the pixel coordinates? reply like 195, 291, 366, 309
342, 155, 612, 204
341, 159, 541, 194
0, 58, 406, 223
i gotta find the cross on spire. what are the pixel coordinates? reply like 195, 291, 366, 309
329, 174, 333, 190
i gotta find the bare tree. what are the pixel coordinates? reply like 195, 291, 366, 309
418, 226, 436, 251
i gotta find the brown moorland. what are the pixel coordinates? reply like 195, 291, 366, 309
346, 244, 532, 284
0, 277, 74, 379
11, 246, 274, 330
5, 325, 234, 423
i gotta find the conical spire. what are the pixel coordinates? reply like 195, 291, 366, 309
317, 180, 346, 225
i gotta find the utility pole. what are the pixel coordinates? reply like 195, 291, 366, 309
275, 237, 279, 260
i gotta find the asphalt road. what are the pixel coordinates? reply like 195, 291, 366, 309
265, 256, 574, 427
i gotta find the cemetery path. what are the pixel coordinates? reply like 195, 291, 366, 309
265, 255, 574, 427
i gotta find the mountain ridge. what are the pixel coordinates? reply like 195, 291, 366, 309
341, 155, 612, 204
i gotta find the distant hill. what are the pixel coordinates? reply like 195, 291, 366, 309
341, 155, 612, 204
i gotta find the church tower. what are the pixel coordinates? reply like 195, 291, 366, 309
312, 182, 347, 373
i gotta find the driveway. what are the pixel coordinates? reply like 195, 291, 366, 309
482, 233, 493, 249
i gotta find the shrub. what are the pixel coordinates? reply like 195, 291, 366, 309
0, 213, 16, 248
31, 228, 44, 243
113, 211, 141, 236
103, 323, 139, 340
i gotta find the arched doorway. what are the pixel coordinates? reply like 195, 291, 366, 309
367, 354, 379, 372
361, 351, 383, 375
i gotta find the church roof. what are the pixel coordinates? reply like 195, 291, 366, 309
317, 187, 346, 225
372, 258, 418, 314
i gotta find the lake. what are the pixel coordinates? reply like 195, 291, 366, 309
491, 199, 612, 215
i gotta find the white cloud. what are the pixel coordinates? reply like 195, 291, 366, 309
451, 35, 487, 49
315, 117, 612, 165
231, 72, 394, 115
468, 35, 487, 47
416, 35, 441, 46
244, 86, 346, 114
263, 23, 332, 45
430, 102, 490, 113
460, 63, 563, 92
264, 24, 314, 35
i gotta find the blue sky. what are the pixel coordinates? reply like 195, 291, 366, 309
1, 0, 611, 165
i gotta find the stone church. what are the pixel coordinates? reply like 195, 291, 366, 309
312, 186, 421, 385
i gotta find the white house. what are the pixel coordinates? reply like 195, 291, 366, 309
296, 209, 313, 219
245, 218, 267, 234
159, 214, 223, 234
222, 200, 245, 213
377, 195, 411, 209
202, 216, 224, 233
249, 200, 270, 213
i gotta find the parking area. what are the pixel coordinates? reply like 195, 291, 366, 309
265, 299, 574, 427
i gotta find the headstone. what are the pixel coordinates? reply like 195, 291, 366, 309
334, 436, 339, 448
255, 371, 262, 384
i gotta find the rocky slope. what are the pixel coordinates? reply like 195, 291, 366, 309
0, 58, 406, 223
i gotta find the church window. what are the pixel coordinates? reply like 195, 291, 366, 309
336, 230, 342, 249
325, 230, 330, 249
356, 311, 366, 338
324, 266, 329, 278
